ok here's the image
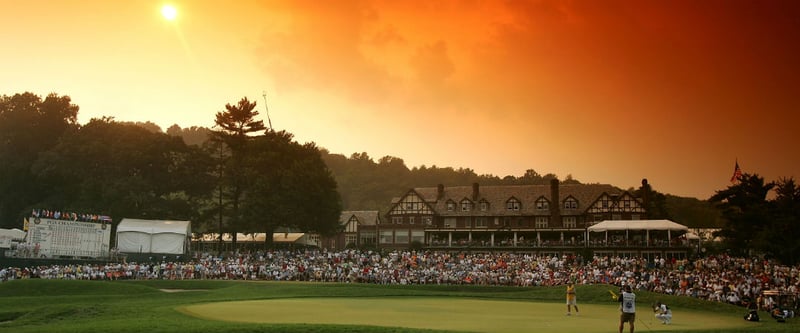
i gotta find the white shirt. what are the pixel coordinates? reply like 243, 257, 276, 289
621, 291, 636, 313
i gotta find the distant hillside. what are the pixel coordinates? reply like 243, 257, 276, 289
664, 195, 724, 228
161, 125, 723, 227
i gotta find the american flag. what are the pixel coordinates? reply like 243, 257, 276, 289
730, 160, 743, 183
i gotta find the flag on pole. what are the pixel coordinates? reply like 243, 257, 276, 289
730, 160, 743, 183
23, 217, 29, 231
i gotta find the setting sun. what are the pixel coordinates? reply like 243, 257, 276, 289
161, 4, 177, 21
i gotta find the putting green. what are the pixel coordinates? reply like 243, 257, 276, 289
180, 297, 755, 333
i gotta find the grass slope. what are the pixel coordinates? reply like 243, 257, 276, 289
0, 280, 795, 333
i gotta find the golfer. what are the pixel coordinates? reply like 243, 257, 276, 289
566, 281, 579, 315
654, 301, 672, 324
619, 285, 636, 333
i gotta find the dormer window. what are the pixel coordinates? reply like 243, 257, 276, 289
536, 197, 549, 210
446, 200, 456, 211
564, 198, 578, 210
480, 200, 489, 211
460, 199, 473, 211
506, 198, 520, 211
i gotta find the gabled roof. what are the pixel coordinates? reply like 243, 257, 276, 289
412, 184, 623, 216
339, 210, 380, 226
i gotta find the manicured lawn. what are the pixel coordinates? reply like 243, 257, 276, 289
0, 279, 796, 333
182, 297, 751, 333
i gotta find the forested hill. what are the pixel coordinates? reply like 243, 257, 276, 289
159, 124, 723, 227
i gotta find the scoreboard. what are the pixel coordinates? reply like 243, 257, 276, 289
27, 217, 111, 258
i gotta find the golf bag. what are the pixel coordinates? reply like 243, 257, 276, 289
744, 310, 759, 322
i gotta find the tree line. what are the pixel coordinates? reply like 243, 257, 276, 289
0, 92, 341, 246
2, 92, 796, 262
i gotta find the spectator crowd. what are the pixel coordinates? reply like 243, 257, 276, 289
1, 250, 797, 311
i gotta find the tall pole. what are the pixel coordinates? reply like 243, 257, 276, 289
217, 142, 224, 252
262, 90, 273, 131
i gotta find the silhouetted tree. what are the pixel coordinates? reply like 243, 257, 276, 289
211, 97, 266, 245
240, 131, 342, 245
0, 92, 78, 228
761, 177, 800, 264
33, 118, 214, 222
709, 173, 774, 257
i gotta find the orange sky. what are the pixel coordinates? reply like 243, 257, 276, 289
2, 0, 798, 200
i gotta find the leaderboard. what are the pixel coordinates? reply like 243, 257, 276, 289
27, 217, 111, 258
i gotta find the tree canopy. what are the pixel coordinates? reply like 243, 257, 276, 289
710, 174, 800, 264
0, 92, 79, 227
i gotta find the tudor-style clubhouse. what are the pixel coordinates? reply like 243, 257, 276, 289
338, 179, 694, 260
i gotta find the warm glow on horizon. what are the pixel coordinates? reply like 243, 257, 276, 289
1, 0, 799, 200
161, 4, 177, 21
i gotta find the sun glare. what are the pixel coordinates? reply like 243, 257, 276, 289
161, 4, 178, 21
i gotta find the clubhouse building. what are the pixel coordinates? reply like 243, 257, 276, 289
329, 179, 694, 260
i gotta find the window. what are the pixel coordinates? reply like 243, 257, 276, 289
409, 216, 415, 224
564, 198, 578, 210
461, 199, 473, 211
612, 214, 622, 220
308, 234, 320, 245
392, 216, 403, 224
446, 200, 456, 211
405, 202, 414, 210
345, 234, 357, 245
424, 217, 433, 225
536, 198, 549, 210
380, 231, 394, 244
563, 216, 577, 228
444, 217, 456, 228
631, 214, 640, 220
506, 198, 520, 211
535, 217, 549, 228
476, 217, 488, 228
480, 200, 489, 211
411, 231, 425, 244
395, 231, 409, 244
359, 231, 376, 245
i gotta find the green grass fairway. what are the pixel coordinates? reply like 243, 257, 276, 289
181, 297, 755, 333
3, 280, 792, 333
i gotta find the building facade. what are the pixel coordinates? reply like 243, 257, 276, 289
376, 179, 646, 247
318, 211, 381, 250
343, 179, 690, 259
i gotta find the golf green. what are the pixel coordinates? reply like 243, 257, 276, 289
180, 297, 756, 333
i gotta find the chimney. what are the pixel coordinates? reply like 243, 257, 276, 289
641, 178, 650, 217
550, 178, 560, 222
437, 184, 444, 200
472, 183, 479, 201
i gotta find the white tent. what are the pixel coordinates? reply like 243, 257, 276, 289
587, 220, 689, 246
116, 219, 191, 254
0, 228, 26, 248
0, 228, 25, 240
587, 220, 688, 232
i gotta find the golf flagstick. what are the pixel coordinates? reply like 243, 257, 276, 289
638, 316, 651, 330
